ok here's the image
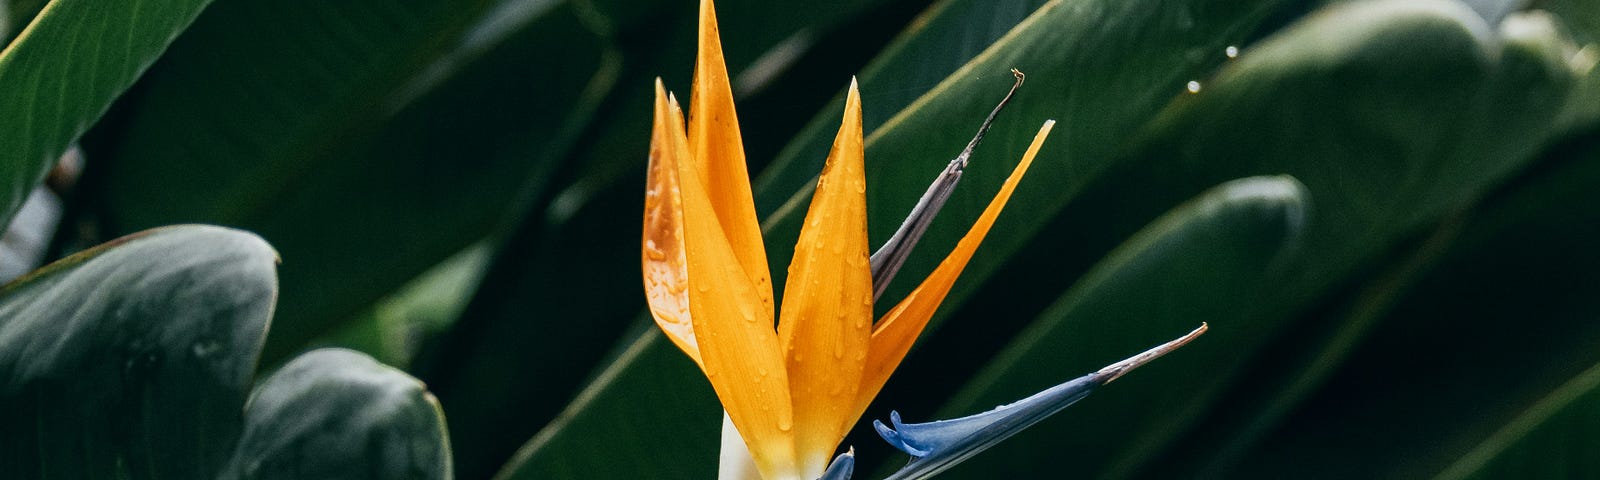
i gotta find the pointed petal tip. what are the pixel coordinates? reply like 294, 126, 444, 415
843, 78, 861, 109
819, 447, 858, 480
1093, 323, 1209, 384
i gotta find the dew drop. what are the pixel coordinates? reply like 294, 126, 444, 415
778, 412, 794, 432
1225, 45, 1239, 58
1186, 81, 1202, 93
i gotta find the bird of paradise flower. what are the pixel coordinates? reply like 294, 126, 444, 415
643, 2, 1206, 479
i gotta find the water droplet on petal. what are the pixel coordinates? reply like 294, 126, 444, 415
778, 411, 794, 432
1186, 81, 1202, 93
1225, 45, 1239, 58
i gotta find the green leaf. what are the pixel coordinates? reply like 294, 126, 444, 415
1438, 361, 1600, 480
1425, 133, 1600, 480
0, 0, 214, 229
492, 332, 721, 480
914, 176, 1306, 478
1092, 4, 1595, 475
221, 348, 452, 480
0, 225, 278, 479
93, 1, 622, 362
1221, 129, 1600, 478
320, 243, 491, 369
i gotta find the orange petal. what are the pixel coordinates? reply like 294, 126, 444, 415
776, 79, 873, 477
670, 94, 798, 479
687, 0, 775, 325
850, 120, 1056, 424
644, 79, 700, 365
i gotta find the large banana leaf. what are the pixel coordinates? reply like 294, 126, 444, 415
1223, 128, 1600, 479
92, 0, 621, 363
0, 225, 278, 479
0, 0, 213, 229
1071, 7, 1597, 477
1441, 357, 1600, 480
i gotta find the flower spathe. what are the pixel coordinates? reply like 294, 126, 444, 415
643, 1, 1053, 478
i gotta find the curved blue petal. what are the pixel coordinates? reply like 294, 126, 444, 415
818, 448, 855, 480
875, 324, 1207, 480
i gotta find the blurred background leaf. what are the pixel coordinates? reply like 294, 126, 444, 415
87, 0, 622, 365
1219, 127, 1600, 479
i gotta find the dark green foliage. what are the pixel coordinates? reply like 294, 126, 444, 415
1, 0, 1598, 478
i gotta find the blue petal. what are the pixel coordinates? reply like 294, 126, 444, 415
875, 324, 1207, 480
818, 448, 855, 480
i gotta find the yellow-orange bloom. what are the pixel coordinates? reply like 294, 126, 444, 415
643, 1, 1053, 478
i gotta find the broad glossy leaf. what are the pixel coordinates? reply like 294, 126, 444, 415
1084, 5, 1595, 476
94, 1, 621, 363
1222, 129, 1600, 479
0, 0, 213, 229
915, 176, 1305, 478
0, 225, 278, 479
220, 348, 451, 480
